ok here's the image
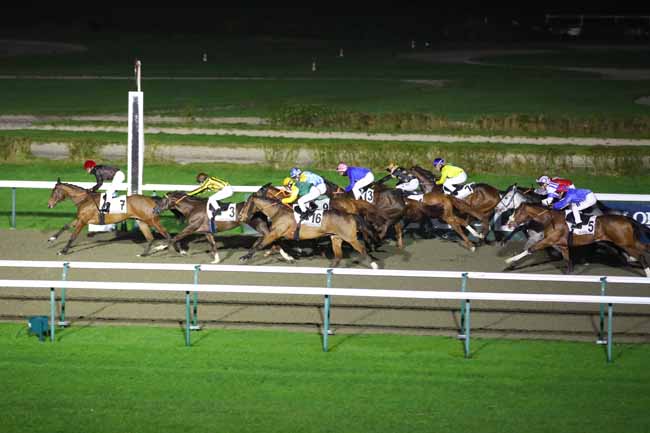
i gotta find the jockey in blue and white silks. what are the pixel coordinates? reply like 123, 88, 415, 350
536, 175, 575, 206
552, 187, 597, 228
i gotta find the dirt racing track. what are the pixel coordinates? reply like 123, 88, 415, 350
1, 227, 649, 344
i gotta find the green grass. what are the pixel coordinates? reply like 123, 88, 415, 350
0, 34, 649, 124
1, 322, 649, 433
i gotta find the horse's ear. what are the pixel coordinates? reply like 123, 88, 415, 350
262, 182, 272, 188
56, 177, 61, 184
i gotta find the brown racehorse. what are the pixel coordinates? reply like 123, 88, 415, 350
411, 165, 503, 243
47, 179, 171, 256
504, 203, 650, 276
238, 194, 378, 269
155, 191, 294, 264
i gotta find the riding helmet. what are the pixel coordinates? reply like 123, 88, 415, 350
282, 177, 294, 187
289, 167, 302, 179
432, 158, 445, 168
83, 160, 96, 170
336, 162, 348, 173
196, 172, 209, 183
536, 175, 550, 184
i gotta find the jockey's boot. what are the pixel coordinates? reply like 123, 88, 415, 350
100, 201, 111, 213
98, 211, 106, 225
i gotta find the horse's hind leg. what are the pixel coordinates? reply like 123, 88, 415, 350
136, 222, 155, 257
329, 236, 344, 268
340, 231, 379, 269
205, 234, 220, 264
621, 245, 650, 277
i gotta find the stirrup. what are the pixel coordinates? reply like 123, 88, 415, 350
98, 212, 106, 225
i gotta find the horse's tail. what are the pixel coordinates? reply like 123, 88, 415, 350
355, 200, 386, 230
353, 213, 378, 247
630, 218, 650, 251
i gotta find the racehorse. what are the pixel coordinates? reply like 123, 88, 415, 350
504, 202, 650, 276
261, 182, 383, 249
410, 165, 502, 243
155, 191, 295, 264
238, 193, 378, 269
47, 179, 171, 256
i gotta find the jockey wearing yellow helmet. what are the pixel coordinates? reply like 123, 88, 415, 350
281, 176, 318, 217
386, 163, 420, 196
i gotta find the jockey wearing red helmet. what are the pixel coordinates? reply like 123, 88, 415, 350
84, 160, 125, 216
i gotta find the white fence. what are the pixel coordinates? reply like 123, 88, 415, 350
2, 259, 650, 362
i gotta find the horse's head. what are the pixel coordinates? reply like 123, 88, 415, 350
47, 179, 67, 209
239, 194, 258, 223
508, 203, 549, 229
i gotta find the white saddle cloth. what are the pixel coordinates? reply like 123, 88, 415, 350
99, 194, 127, 214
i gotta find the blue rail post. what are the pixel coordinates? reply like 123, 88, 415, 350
597, 277, 607, 344
458, 272, 468, 340
191, 265, 202, 331
11, 187, 16, 229
464, 300, 471, 358
322, 268, 334, 352
58, 262, 70, 327
607, 303, 614, 363
185, 291, 191, 347
49, 288, 56, 343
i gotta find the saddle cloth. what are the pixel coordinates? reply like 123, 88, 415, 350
407, 194, 424, 202
358, 187, 374, 203
314, 196, 330, 210
99, 194, 127, 214
293, 207, 324, 227
567, 215, 597, 235
212, 203, 238, 222
454, 183, 475, 200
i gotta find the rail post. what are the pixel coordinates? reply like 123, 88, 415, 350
191, 265, 202, 331
607, 303, 614, 363
185, 291, 191, 347
322, 268, 334, 352
464, 300, 471, 358
58, 262, 70, 327
597, 277, 607, 344
49, 287, 56, 342
458, 272, 468, 340
11, 187, 16, 229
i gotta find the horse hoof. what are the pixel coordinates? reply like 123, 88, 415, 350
180, 250, 187, 256
370, 261, 379, 270
239, 255, 250, 263
470, 246, 476, 252
48, 237, 56, 242
57, 251, 67, 256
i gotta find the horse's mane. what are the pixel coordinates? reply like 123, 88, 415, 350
167, 191, 206, 204
410, 165, 437, 182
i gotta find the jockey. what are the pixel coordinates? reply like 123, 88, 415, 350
187, 172, 233, 231
289, 167, 327, 198
552, 187, 597, 229
433, 158, 466, 196
281, 176, 317, 218
336, 162, 374, 200
84, 160, 125, 214
536, 175, 575, 206
386, 163, 420, 196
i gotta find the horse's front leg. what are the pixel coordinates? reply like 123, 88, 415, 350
240, 231, 282, 263
58, 221, 85, 255
504, 233, 563, 269
49, 219, 77, 243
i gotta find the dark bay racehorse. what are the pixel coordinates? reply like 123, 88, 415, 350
155, 191, 294, 263
505, 203, 650, 276
238, 194, 378, 269
410, 165, 503, 242
47, 179, 171, 256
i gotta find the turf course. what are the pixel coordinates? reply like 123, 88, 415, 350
1, 323, 649, 433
